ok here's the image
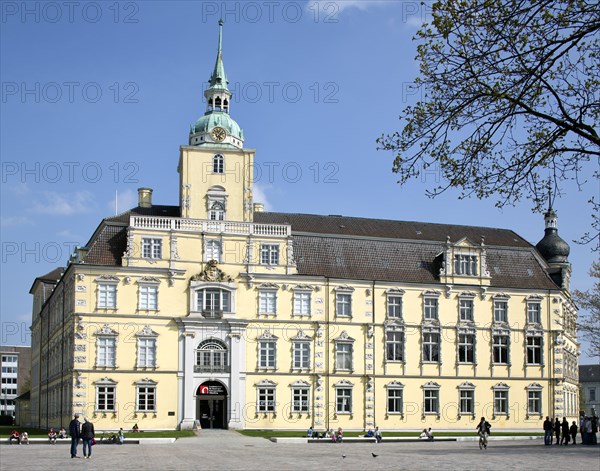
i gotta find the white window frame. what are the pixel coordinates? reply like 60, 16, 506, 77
209, 201, 225, 221
423, 297, 439, 320
527, 302, 541, 324
137, 337, 157, 368
494, 300, 508, 323
258, 340, 277, 369
386, 330, 405, 362
95, 381, 116, 412
292, 341, 310, 370
293, 291, 311, 315
492, 334, 510, 364
139, 284, 158, 310
526, 335, 543, 365
386, 385, 404, 414
256, 384, 276, 413
335, 387, 352, 414
195, 339, 228, 373
493, 385, 509, 416
387, 295, 403, 319
459, 299, 474, 321
213, 154, 224, 174
258, 290, 277, 315
260, 244, 279, 265
98, 283, 117, 309
459, 388, 475, 416
336, 293, 352, 317
96, 336, 116, 367
458, 333, 475, 363
291, 386, 310, 413
454, 254, 477, 276
422, 331, 440, 362
527, 387, 542, 416
197, 288, 231, 313
142, 238, 162, 259
136, 381, 157, 412
423, 385, 440, 415
335, 342, 353, 371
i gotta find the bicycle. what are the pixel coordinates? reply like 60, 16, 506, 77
478, 431, 488, 450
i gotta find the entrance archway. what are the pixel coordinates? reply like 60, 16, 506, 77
196, 381, 228, 429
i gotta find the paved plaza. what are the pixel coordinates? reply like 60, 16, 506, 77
1, 431, 598, 471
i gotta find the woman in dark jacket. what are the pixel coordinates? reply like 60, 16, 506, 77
81, 418, 95, 459
561, 417, 570, 445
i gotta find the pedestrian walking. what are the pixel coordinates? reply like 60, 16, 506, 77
69, 413, 81, 458
81, 417, 95, 459
561, 418, 570, 445
570, 421, 578, 445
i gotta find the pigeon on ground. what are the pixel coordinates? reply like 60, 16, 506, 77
342, 454, 346, 459
372, 452, 379, 458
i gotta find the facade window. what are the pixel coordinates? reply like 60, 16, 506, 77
97, 337, 116, 367
460, 389, 474, 415
196, 340, 228, 372
293, 292, 311, 315
590, 388, 596, 402
2, 355, 17, 363
422, 332, 440, 362
137, 384, 156, 412
527, 303, 541, 324
96, 384, 116, 411
493, 334, 509, 364
387, 295, 403, 319
258, 341, 276, 369
205, 240, 222, 262
258, 290, 277, 314
292, 342, 310, 369
291, 387, 309, 413
213, 154, 224, 173
528, 390, 542, 415
142, 238, 162, 259
458, 334, 475, 363
197, 288, 231, 313
209, 202, 225, 220
139, 285, 158, 310
494, 301, 508, 323
387, 388, 403, 414
424, 298, 438, 320
494, 389, 509, 415
336, 293, 352, 317
454, 254, 477, 275
137, 338, 156, 368
98, 284, 117, 308
257, 387, 276, 412
386, 331, 405, 362
459, 299, 474, 321
424, 388, 439, 414
526, 336, 542, 365
336, 388, 352, 413
335, 343, 353, 370
260, 244, 279, 265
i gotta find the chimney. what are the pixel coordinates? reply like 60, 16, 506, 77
138, 188, 153, 208
253, 203, 264, 213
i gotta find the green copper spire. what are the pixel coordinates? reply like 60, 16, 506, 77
208, 19, 228, 90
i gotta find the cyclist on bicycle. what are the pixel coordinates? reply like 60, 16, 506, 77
476, 417, 491, 449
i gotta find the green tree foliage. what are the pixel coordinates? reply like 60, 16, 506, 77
573, 261, 600, 359
378, 0, 599, 243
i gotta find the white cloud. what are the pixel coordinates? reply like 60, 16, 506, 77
29, 191, 95, 215
0, 216, 33, 227
253, 183, 273, 212
108, 189, 138, 214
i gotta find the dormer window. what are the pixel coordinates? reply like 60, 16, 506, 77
454, 254, 477, 276
213, 154, 224, 174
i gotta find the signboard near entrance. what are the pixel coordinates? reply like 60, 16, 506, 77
197, 381, 225, 396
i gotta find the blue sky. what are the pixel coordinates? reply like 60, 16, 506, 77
0, 1, 596, 362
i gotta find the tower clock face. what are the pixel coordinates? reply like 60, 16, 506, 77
211, 127, 227, 142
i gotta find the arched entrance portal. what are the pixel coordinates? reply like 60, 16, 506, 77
196, 381, 228, 429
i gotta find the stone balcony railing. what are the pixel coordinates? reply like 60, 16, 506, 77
130, 216, 290, 237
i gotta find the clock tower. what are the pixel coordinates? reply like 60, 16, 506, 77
178, 20, 255, 221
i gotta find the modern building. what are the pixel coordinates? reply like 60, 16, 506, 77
579, 365, 599, 416
29, 22, 579, 432
0, 345, 31, 419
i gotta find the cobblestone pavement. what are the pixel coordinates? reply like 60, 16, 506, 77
1, 431, 598, 471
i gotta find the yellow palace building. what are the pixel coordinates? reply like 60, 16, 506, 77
30, 22, 579, 432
